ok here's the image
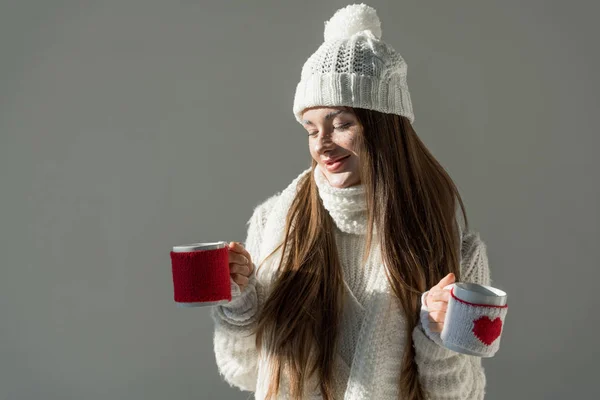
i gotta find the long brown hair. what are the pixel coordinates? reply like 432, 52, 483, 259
253, 108, 468, 399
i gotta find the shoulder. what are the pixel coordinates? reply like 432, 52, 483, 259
246, 192, 282, 230
246, 168, 312, 230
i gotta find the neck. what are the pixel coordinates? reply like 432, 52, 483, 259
313, 165, 367, 235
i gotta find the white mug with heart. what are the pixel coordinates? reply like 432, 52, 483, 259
439, 282, 508, 357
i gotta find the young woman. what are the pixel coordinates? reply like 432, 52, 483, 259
211, 4, 490, 399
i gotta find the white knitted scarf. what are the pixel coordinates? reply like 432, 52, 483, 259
313, 165, 367, 235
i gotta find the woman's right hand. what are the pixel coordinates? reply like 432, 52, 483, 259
227, 241, 254, 292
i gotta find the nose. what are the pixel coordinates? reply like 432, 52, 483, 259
314, 131, 335, 155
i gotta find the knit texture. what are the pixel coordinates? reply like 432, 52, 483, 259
313, 165, 367, 235
210, 168, 489, 399
293, 4, 414, 124
441, 289, 507, 356
170, 247, 231, 304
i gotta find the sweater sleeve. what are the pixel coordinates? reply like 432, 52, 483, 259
209, 197, 273, 393
412, 231, 490, 400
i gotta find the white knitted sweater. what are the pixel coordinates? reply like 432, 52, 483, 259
210, 167, 490, 399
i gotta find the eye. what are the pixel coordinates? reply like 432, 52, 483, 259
334, 122, 352, 130
307, 131, 318, 137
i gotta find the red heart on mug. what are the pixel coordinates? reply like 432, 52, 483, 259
472, 316, 502, 345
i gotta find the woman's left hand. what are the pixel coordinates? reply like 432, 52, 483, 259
424, 273, 456, 333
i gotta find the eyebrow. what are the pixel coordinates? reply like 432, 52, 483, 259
301, 110, 348, 126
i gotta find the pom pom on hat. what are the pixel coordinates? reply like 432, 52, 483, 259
324, 3, 382, 42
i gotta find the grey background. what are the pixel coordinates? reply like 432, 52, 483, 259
1, 0, 598, 399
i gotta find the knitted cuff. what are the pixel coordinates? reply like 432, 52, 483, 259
216, 267, 259, 323
412, 323, 458, 361
441, 288, 508, 357
419, 290, 444, 347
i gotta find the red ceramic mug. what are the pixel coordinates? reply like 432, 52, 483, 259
170, 241, 232, 307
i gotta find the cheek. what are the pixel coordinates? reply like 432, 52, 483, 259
343, 131, 360, 152
308, 141, 319, 159
349, 138, 358, 152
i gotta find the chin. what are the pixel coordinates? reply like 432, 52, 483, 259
324, 171, 360, 188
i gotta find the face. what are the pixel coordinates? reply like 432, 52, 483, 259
301, 107, 363, 188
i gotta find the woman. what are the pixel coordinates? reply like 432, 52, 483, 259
211, 4, 490, 399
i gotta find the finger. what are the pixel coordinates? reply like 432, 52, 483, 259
428, 322, 444, 333
433, 273, 456, 290
428, 310, 446, 323
230, 263, 251, 276
228, 241, 248, 256
228, 251, 249, 266
231, 273, 249, 287
426, 300, 448, 313
228, 242, 253, 271
427, 290, 450, 304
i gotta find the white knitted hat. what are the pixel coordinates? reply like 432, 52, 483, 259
293, 3, 415, 124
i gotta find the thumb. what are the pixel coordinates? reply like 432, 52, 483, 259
435, 272, 456, 289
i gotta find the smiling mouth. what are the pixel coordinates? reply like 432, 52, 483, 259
325, 155, 350, 165
324, 155, 350, 171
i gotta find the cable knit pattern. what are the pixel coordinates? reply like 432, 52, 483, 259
210, 168, 489, 399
